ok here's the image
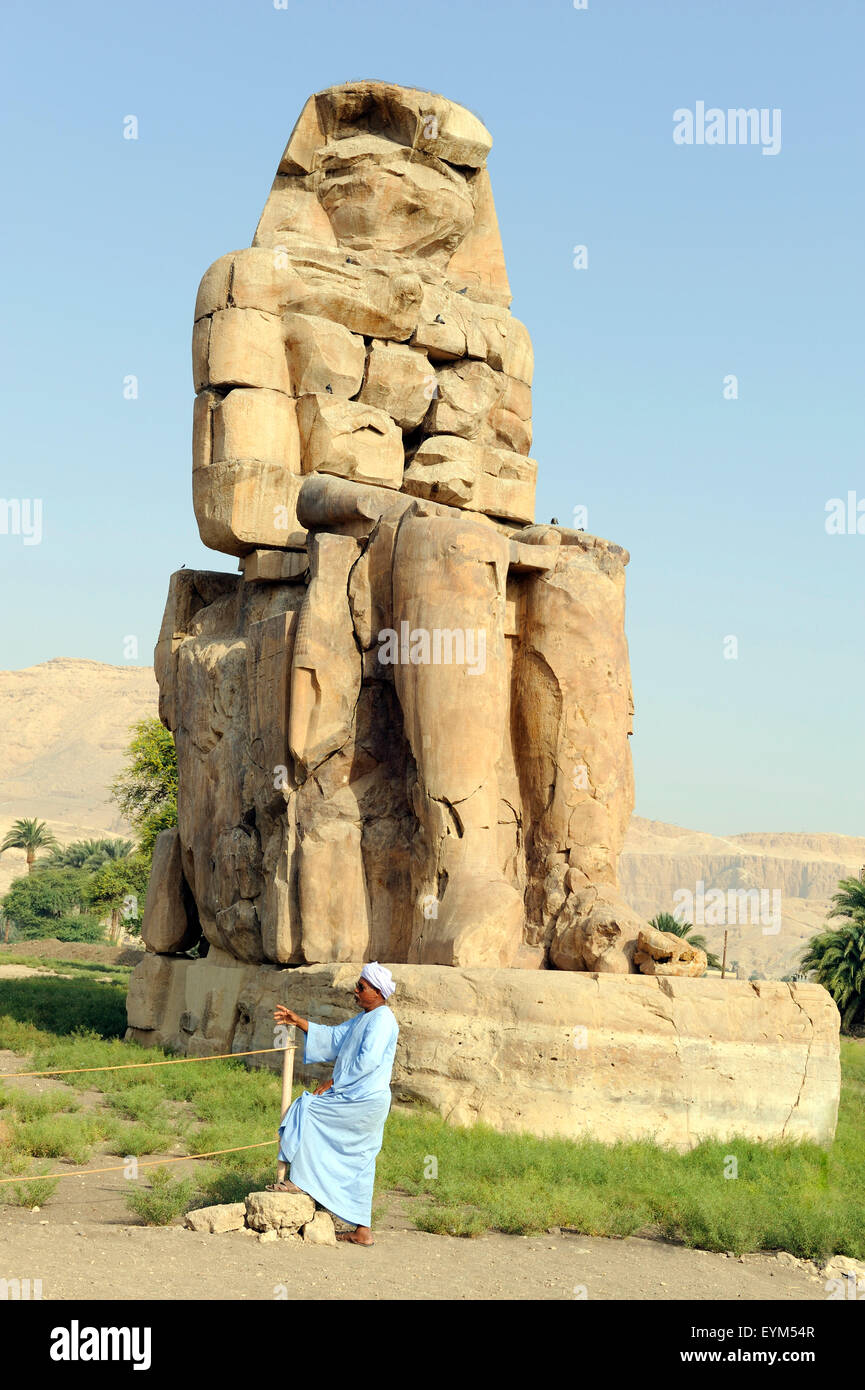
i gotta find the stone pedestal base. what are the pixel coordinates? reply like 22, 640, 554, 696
126, 952, 840, 1148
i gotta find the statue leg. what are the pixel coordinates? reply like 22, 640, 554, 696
391, 505, 523, 967
515, 531, 644, 972
288, 530, 371, 962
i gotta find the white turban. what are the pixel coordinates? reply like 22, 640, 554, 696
361, 961, 395, 1000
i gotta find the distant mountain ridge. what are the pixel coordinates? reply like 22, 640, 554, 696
620, 817, 864, 979
0, 657, 158, 895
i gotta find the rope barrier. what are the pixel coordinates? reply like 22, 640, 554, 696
0, 1039, 297, 1192
0, 1140, 279, 1186
0, 1045, 296, 1080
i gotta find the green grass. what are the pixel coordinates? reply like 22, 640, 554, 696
0, 964, 863, 1253
100, 1120, 177, 1157
0, 1009, 288, 1223
0, 1087, 81, 1121
415, 1204, 488, 1238
12, 1115, 104, 1164
0, 975, 128, 1037
373, 1039, 865, 1259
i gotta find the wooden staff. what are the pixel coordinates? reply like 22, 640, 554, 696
276, 1025, 297, 1184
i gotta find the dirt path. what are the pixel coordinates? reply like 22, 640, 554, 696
0, 1208, 829, 1301
0, 965, 76, 980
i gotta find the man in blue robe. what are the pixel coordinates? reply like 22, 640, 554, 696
269, 962, 399, 1246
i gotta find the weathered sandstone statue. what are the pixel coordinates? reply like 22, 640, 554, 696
152, 80, 655, 976
128, 83, 839, 1150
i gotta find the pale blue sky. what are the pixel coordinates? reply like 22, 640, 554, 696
1, 0, 862, 835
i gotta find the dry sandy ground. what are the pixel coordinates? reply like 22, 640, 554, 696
0, 965, 76, 980
0, 964, 118, 984
0, 1048, 830, 1303
0, 1215, 831, 1302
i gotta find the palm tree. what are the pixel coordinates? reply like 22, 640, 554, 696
799, 875, 865, 1032
100, 838, 135, 861
649, 911, 722, 970
800, 923, 865, 1031
0, 818, 58, 874
827, 876, 865, 929
38, 841, 96, 870
36, 837, 135, 872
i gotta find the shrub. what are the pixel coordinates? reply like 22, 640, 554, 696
124, 1166, 196, 1225
51, 916, 107, 943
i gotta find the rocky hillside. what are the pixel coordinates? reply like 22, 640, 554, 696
0, 658, 158, 896
620, 818, 865, 980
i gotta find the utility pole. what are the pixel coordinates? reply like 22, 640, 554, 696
721, 929, 728, 979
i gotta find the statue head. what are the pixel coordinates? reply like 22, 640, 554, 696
315, 135, 474, 258
253, 80, 512, 304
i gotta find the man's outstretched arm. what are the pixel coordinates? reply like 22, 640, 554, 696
274, 1005, 308, 1033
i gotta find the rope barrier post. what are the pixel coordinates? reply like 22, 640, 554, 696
275, 1024, 296, 1183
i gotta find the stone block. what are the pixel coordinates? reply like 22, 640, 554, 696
296, 394, 404, 488
358, 340, 434, 429
141, 828, 199, 954
125, 953, 190, 1033
424, 359, 503, 440
193, 461, 304, 557
212, 389, 300, 471
403, 435, 536, 524
185, 1203, 246, 1234
284, 312, 365, 397
241, 550, 308, 583
124, 957, 842, 1149
245, 1190, 315, 1232
200, 308, 290, 394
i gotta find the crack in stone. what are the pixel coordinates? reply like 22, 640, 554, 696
657, 977, 689, 1147
781, 983, 815, 1139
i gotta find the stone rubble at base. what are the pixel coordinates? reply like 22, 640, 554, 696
184, 1193, 338, 1245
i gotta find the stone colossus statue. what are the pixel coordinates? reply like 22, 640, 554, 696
149, 82, 677, 977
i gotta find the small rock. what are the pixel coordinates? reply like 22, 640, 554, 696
301, 1211, 337, 1246
258, 1230, 279, 1244
822, 1255, 865, 1282
185, 1202, 246, 1234
245, 1190, 315, 1234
